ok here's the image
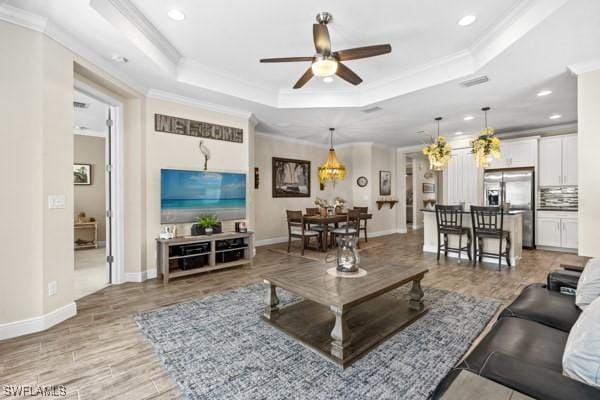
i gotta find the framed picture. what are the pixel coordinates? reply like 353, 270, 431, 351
74, 164, 91, 185
423, 183, 435, 193
272, 157, 311, 198
379, 170, 391, 196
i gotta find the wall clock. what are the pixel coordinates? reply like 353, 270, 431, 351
356, 176, 368, 187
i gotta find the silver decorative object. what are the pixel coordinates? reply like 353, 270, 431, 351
335, 235, 360, 273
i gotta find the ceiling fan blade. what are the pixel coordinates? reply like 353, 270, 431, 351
293, 67, 314, 89
260, 56, 314, 63
313, 23, 331, 54
336, 62, 363, 85
334, 44, 392, 61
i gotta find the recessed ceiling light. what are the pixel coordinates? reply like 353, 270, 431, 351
463, 115, 475, 121
111, 54, 128, 64
458, 15, 477, 27
549, 114, 562, 120
323, 76, 334, 83
455, 131, 464, 135
537, 89, 552, 97
168, 9, 185, 21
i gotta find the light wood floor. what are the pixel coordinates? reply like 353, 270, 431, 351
0, 231, 571, 400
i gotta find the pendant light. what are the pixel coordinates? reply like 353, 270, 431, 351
422, 117, 452, 171
471, 107, 501, 168
318, 128, 346, 185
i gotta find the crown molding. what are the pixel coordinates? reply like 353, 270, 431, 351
90, 0, 181, 75
177, 57, 277, 106
471, 0, 569, 69
496, 122, 577, 138
568, 59, 600, 76
255, 131, 330, 149
0, 3, 47, 32
146, 89, 254, 120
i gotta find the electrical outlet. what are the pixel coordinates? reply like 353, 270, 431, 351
48, 281, 57, 296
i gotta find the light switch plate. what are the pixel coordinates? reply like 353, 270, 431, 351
48, 281, 57, 296
48, 195, 66, 209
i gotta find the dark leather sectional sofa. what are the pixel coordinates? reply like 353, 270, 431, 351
432, 269, 600, 400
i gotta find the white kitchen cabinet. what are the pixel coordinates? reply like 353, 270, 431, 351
562, 136, 578, 186
536, 211, 578, 249
444, 148, 479, 206
489, 138, 538, 169
539, 135, 578, 186
537, 217, 562, 247
561, 218, 578, 249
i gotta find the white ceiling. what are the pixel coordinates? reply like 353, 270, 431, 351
4, 0, 600, 146
73, 90, 108, 137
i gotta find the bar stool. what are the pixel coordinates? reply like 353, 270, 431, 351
435, 205, 472, 264
470, 206, 511, 271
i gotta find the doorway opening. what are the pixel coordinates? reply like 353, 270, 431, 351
73, 84, 122, 299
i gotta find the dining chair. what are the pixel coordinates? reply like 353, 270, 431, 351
353, 206, 369, 245
435, 204, 472, 264
470, 206, 511, 271
330, 209, 360, 247
286, 210, 320, 255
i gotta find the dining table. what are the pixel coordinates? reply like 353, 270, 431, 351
303, 212, 373, 252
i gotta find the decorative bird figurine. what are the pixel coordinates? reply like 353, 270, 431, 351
199, 140, 211, 171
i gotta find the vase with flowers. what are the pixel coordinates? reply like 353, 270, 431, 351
422, 117, 452, 171
471, 107, 501, 168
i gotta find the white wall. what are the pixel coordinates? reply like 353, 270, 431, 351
254, 134, 353, 242
144, 97, 252, 270
74, 135, 106, 242
577, 68, 600, 257
254, 135, 401, 243
0, 22, 45, 324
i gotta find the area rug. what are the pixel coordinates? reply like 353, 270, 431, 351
136, 284, 500, 400
268, 239, 384, 262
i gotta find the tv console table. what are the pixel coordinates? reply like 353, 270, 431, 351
156, 231, 254, 283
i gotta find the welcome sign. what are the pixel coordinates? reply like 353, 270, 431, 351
154, 114, 244, 143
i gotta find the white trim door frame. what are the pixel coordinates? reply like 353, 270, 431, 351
74, 79, 125, 285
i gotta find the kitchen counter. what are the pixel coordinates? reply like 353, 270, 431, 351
422, 210, 523, 266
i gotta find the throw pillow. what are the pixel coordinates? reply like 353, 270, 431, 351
563, 295, 600, 387
576, 258, 600, 310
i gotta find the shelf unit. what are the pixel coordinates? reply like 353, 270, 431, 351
74, 222, 98, 250
156, 231, 254, 283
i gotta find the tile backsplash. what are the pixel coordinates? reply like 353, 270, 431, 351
539, 187, 578, 208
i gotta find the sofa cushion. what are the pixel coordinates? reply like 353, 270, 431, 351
576, 258, 600, 309
464, 317, 568, 374
499, 283, 580, 332
563, 296, 600, 387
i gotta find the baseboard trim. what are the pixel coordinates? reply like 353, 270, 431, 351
255, 236, 289, 247
369, 228, 402, 238
256, 229, 406, 247
0, 302, 77, 341
124, 269, 158, 283
422, 244, 519, 266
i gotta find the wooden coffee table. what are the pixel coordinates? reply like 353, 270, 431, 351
260, 261, 428, 367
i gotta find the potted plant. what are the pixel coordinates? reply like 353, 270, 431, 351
192, 214, 221, 235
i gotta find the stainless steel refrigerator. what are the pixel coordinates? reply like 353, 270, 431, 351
483, 168, 535, 248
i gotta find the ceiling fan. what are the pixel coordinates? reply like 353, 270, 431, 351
260, 12, 392, 89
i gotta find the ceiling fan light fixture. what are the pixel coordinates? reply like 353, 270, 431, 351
311, 56, 338, 77
323, 76, 334, 83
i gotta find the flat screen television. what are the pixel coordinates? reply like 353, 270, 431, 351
161, 169, 246, 223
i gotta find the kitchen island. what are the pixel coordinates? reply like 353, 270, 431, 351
422, 209, 523, 266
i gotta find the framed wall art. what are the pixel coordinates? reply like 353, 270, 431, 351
73, 164, 91, 185
272, 157, 311, 198
379, 170, 391, 196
